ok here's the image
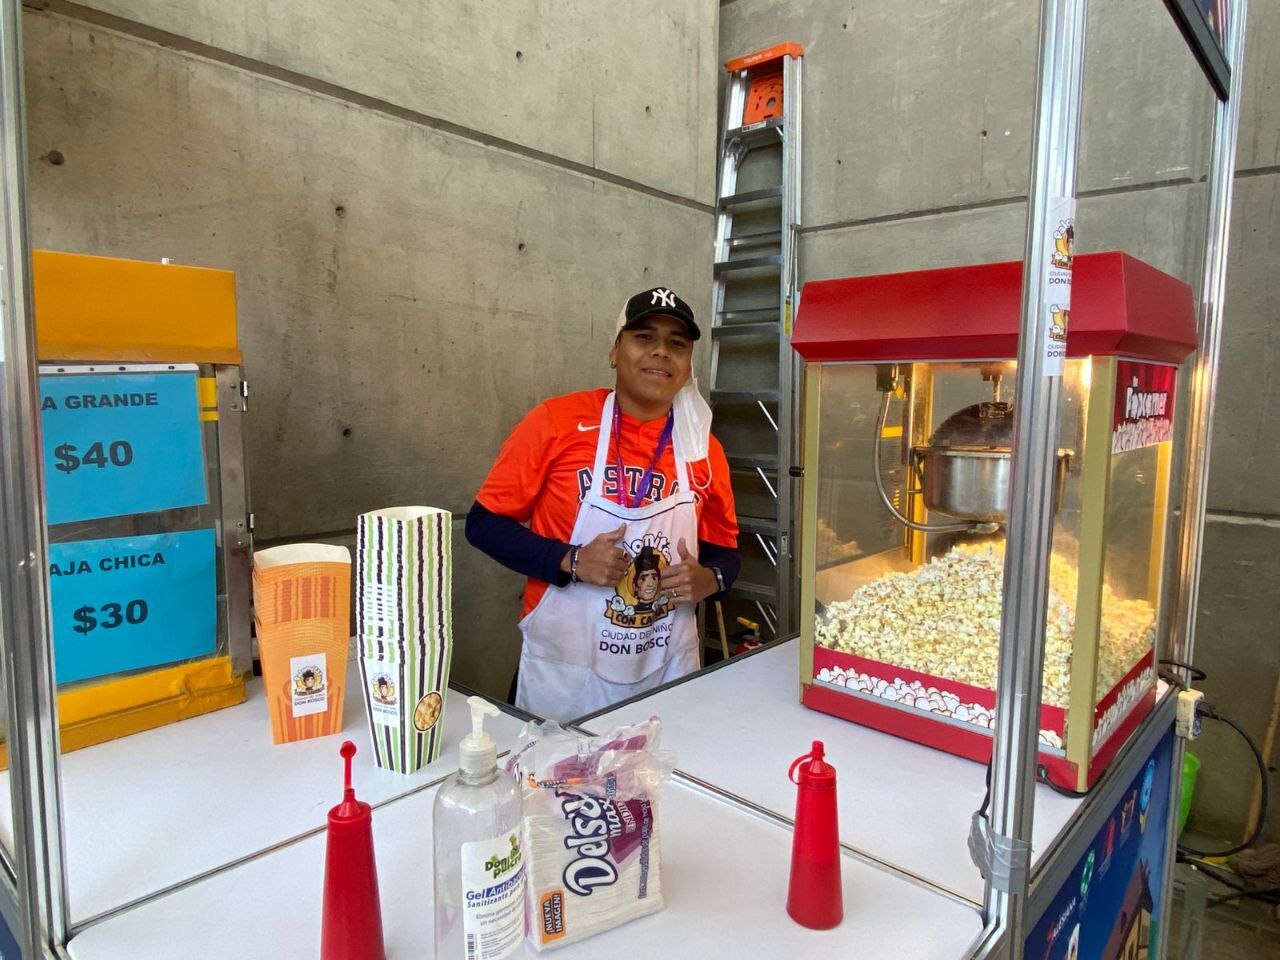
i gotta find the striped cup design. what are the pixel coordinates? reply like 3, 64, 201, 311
356, 507, 452, 772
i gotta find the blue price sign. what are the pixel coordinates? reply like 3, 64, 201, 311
49, 528, 217, 684
40, 365, 208, 525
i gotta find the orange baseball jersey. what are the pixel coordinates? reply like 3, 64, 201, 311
477, 389, 739, 615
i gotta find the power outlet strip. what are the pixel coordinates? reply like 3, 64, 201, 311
1176, 689, 1204, 740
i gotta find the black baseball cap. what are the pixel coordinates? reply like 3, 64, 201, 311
618, 286, 701, 341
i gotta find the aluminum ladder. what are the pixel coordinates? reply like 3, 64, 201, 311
709, 43, 802, 641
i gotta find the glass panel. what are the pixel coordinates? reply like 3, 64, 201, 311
1096, 445, 1167, 711
42, 361, 228, 691
36, 360, 238, 924
811, 358, 1089, 755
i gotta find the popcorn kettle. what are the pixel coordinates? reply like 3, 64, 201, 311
873, 362, 1070, 534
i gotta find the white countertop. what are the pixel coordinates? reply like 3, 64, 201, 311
581, 641, 1083, 903
67, 778, 984, 960
0, 678, 526, 924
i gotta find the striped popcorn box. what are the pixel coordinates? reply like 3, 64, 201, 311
252, 544, 352, 745
356, 507, 453, 773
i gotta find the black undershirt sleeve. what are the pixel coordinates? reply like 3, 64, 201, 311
465, 501, 572, 587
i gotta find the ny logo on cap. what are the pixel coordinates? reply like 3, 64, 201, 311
650, 288, 677, 309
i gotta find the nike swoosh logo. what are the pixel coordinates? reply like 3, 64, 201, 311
577, 422, 601, 432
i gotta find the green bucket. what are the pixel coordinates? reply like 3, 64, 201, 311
1178, 752, 1201, 836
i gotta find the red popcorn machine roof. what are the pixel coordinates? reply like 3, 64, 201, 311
791, 251, 1197, 365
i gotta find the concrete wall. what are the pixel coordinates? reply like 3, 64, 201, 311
724, 0, 1278, 842
25, 0, 719, 698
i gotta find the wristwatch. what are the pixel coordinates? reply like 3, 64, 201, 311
709, 565, 726, 594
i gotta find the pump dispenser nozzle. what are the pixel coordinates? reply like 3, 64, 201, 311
459, 695, 500, 778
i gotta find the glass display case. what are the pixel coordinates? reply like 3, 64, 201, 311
792, 252, 1196, 790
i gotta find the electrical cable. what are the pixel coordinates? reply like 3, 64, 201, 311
1037, 765, 1090, 799
1158, 657, 1207, 684
1177, 708, 1270, 859
978, 759, 993, 819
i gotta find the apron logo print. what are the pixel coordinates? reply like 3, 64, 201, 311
604, 535, 674, 630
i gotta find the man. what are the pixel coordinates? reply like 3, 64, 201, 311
466, 286, 740, 721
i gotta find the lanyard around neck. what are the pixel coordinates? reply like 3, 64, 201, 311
612, 403, 674, 509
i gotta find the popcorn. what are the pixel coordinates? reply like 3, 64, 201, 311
815, 543, 1155, 710
814, 665, 1065, 747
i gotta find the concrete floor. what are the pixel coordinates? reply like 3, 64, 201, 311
1169, 887, 1280, 959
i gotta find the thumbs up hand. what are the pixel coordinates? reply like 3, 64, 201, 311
659, 537, 718, 606
570, 523, 631, 587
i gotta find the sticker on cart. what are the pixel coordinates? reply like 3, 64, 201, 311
1112, 360, 1176, 453
290, 654, 330, 717
366, 666, 401, 726
1042, 197, 1075, 377
39, 364, 208, 525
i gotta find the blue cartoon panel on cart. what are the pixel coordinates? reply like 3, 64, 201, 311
1026, 730, 1174, 960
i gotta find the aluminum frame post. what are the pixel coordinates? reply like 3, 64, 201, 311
1165, 3, 1248, 682
0, 0, 70, 953
982, 0, 1088, 950
1155, 5, 1248, 957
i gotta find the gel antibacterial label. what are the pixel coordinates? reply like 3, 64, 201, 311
460, 832, 526, 960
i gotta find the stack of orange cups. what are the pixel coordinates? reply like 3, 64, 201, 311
253, 544, 352, 744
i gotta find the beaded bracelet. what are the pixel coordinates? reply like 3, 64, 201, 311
569, 544, 581, 584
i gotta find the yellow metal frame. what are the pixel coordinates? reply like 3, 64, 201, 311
1148, 440, 1173, 603
33, 250, 241, 364
197, 376, 220, 422
905, 364, 934, 566
1066, 356, 1116, 789
0, 656, 246, 768
798, 366, 822, 695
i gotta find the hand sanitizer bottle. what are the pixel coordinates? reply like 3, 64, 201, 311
433, 697, 526, 959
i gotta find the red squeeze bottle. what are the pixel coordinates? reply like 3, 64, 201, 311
786, 740, 843, 929
321, 741, 386, 960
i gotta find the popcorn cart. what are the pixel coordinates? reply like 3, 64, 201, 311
793, 252, 1196, 790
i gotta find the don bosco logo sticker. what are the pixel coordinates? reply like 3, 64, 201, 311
1052, 220, 1074, 269
1049, 304, 1069, 343
604, 534, 674, 629
293, 664, 326, 697
289, 653, 330, 717
370, 674, 397, 707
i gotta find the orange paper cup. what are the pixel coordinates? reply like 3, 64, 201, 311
253, 544, 351, 745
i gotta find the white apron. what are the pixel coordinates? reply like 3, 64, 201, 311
516, 392, 701, 722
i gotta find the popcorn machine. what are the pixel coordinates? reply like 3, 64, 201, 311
792, 252, 1196, 790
